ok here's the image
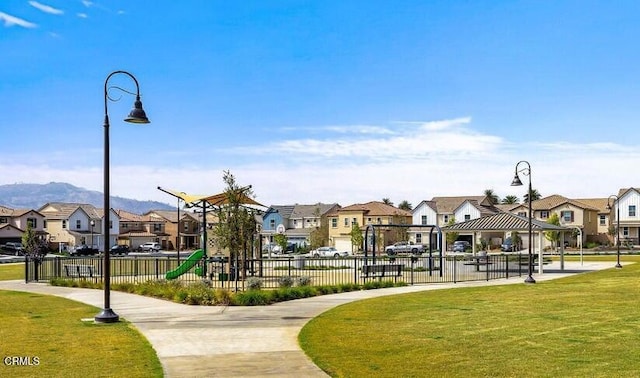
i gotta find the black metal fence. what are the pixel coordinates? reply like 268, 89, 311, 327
25, 253, 531, 290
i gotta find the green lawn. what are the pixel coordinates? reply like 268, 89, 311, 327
300, 256, 640, 378
0, 263, 163, 378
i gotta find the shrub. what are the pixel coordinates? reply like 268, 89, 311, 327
298, 276, 312, 286
278, 275, 294, 288
233, 290, 272, 306
214, 289, 233, 305
246, 277, 263, 290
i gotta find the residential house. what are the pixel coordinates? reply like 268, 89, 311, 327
411, 196, 501, 249
38, 202, 109, 251
261, 205, 295, 247
574, 198, 611, 245
504, 194, 599, 249
609, 188, 640, 244
327, 201, 412, 252
287, 203, 341, 247
117, 209, 169, 250
144, 209, 200, 250
0, 205, 47, 247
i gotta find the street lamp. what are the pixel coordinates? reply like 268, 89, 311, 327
90, 220, 95, 250
607, 195, 623, 269
511, 160, 536, 284
95, 71, 150, 324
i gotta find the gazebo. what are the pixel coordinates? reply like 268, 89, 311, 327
443, 212, 569, 273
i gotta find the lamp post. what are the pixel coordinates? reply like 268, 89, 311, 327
511, 160, 535, 284
90, 220, 95, 250
95, 71, 150, 324
607, 195, 623, 269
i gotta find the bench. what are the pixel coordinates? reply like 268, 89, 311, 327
463, 256, 493, 271
64, 264, 95, 278
362, 264, 404, 278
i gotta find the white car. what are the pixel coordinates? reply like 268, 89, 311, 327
310, 246, 349, 258
138, 242, 161, 252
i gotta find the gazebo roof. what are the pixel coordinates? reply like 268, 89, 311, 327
443, 212, 567, 232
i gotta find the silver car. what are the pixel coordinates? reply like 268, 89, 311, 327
310, 246, 349, 258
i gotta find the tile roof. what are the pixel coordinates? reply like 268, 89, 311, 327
531, 194, 598, 211
575, 198, 610, 213
290, 203, 339, 218
267, 205, 296, 218
430, 196, 487, 213
338, 201, 411, 217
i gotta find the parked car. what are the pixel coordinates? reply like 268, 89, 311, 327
110, 244, 130, 255
501, 237, 520, 252
385, 241, 424, 256
452, 240, 471, 253
272, 243, 296, 254
71, 244, 99, 256
310, 246, 349, 258
1, 242, 24, 255
138, 242, 161, 252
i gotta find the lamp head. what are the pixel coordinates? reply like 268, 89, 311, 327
510, 173, 523, 186
124, 97, 150, 124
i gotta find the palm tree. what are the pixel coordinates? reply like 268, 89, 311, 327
523, 188, 542, 203
398, 200, 412, 211
484, 189, 500, 205
382, 198, 394, 206
501, 195, 519, 204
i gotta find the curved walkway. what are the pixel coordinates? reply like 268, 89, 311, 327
0, 261, 614, 377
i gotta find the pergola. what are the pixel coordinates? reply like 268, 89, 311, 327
443, 212, 569, 273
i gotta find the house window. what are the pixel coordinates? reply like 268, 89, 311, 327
517, 212, 526, 217
367, 217, 372, 224
629, 205, 636, 217
352, 218, 357, 226
377, 218, 382, 224
62, 220, 67, 229
331, 218, 337, 228
561, 211, 574, 223
416, 233, 422, 243
43, 220, 47, 229
0, 217, 7, 224
76, 220, 82, 229
344, 218, 348, 226
623, 227, 629, 237
421, 215, 427, 225
269, 219, 275, 229
443, 215, 449, 223
184, 223, 189, 232
599, 215, 606, 226
293, 220, 298, 226
27, 218, 37, 228
122, 223, 129, 229
540, 211, 549, 219
109, 220, 113, 229
153, 223, 162, 232
464, 214, 471, 221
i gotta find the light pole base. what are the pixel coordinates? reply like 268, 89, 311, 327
524, 275, 536, 284
95, 308, 120, 323
615, 263, 622, 269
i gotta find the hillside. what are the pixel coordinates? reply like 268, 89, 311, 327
0, 182, 174, 214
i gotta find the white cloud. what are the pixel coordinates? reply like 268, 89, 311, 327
77, 13, 88, 18
0, 118, 636, 208
0, 12, 37, 28
81, 1, 93, 7
28, 1, 64, 15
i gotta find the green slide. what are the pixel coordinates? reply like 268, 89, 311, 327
165, 249, 204, 280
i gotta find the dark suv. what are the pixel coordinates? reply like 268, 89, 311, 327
110, 245, 130, 255
452, 240, 471, 252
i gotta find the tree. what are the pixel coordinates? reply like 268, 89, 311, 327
382, 198, 394, 206
212, 171, 258, 279
445, 217, 458, 248
308, 207, 328, 249
484, 189, 499, 205
398, 200, 412, 211
501, 195, 519, 204
22, 223, 47, 281
544, 213, 561, 250
523, 188, 541, 203
273, 233, 288, 253
350, 223, 364, 254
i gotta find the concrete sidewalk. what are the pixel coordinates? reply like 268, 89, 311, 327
0, 261, 615, 377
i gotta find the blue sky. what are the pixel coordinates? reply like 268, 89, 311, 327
2, 1, 640, 208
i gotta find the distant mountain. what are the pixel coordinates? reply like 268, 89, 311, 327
0, 182, 174, 214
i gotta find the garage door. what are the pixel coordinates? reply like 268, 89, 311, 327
334, 238, 352, 252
